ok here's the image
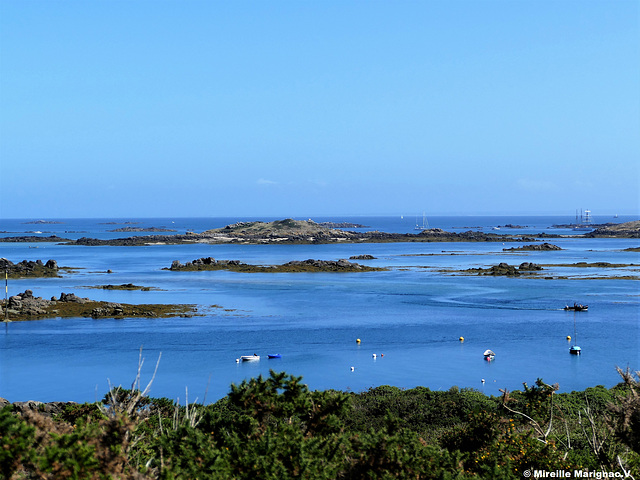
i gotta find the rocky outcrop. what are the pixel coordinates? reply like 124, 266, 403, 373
108, 227, 177, 232
349, 254, 377, 260
90, 303, 124, 318
67, 235, 196, 246
465, 262, 543, 276
168, 258, 242, 270
63, 219, 532, 246
584, 220, 640, 238
316, 221, 368, 228
1, 290, 196, 321
0, 397, 76, 417
166, 257, 384, 273
503, 243, 562, 251
283, 259, 370, 271
0, 258, 60, 278
0, 235, 70, 243
1, 290, 92, 318
416, 228, 532, 243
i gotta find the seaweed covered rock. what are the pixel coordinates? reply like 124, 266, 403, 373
464, 262, 543, 276
166, 257, 384, 273
0, 258, 60, 278
503, 243, 562, 251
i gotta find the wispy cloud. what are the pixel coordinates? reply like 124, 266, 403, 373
257, 178, 278, 185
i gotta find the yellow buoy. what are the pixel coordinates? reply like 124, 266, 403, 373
459, 336, 464, 342
356, 338, 361, 343
566, 335, 571, 341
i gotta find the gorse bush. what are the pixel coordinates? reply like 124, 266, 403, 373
2, 369, 639, 479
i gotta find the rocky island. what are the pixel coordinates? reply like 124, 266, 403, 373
165, 257, 385, 273
0, 235, 71, 243
22, 220, 64, 224
0, 258, 62, 278
62, 219, 532, 246
0, 289, 196, 321
85, 284, 155, 291
584, 220, 640, 238
503, 243, 562, 251
459, 262, 543, 276
107, 226, 177, 232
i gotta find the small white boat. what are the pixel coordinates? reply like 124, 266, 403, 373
483, 349, 495, 360
240, 354, 260, 361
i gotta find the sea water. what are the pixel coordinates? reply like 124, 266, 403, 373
0, 216, 638, 403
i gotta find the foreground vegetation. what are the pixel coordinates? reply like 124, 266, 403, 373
2, 368, 639, 479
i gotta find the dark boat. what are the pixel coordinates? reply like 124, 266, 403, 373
564, 303, 588, 311
267, 354, 282, 359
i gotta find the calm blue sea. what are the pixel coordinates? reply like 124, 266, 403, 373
0, 215, 638, 404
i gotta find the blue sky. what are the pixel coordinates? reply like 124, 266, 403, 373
0, 1, 638, 218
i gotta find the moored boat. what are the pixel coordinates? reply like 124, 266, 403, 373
267, 354, 282, 359
564, 303, 588, 311
240, 354, 260, 361
483, 349, 495, 360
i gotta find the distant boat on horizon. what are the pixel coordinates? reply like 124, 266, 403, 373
572, 208, 594, 231
414, 212, 429, 230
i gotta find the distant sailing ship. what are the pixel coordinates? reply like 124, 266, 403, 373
414, 212, 429, 230
573, 209, 593, 231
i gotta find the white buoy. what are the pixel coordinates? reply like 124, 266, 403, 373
481, 378, 485, 383
235, 358, 239, 363
350, 366, 355, 371
372, 353, 377, 358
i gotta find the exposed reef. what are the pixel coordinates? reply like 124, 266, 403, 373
584, 220, 640, 238
0, 258, 61, 278
22, 220, 64, 224
316, 221, 368, 228
0, 289, 196, 321
459, 262, 543, 276
497, 224, 528, 229
84, 284, 155, 291
550, 222, 615, 229
0, 235, 71, 243
503, 243, 562, 252
539, 262, 638, 268
165, 257, 385, 273
61, 219, 532, 246
107, 226, 177, 232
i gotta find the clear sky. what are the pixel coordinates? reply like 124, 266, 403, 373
0, 1, 638, 219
